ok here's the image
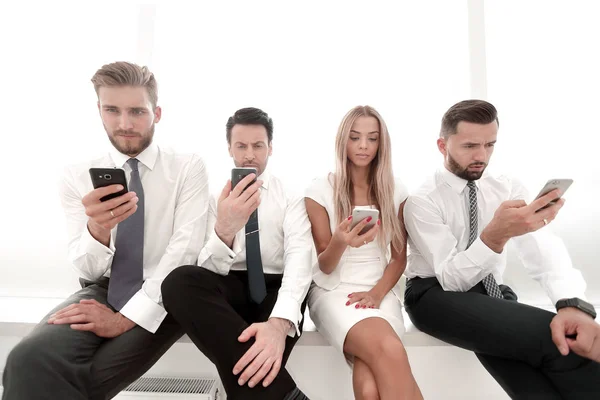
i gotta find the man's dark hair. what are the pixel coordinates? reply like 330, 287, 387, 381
226, 107, 273, 144
440, 100, 499, 138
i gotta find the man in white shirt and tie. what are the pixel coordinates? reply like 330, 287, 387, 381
403, 100, 600, 399
162, 107, 313, 400
2, 62, 210, 400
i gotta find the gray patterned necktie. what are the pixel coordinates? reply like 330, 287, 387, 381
466, 181, 503, 298
108, 158, 145, 310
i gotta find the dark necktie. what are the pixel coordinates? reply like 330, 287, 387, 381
108, 158, 145, 310
245, 209, 267, 304
466, 181, 503, 299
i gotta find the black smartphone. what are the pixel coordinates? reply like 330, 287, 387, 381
231, 167, 257, 191
89, 168, 129, 202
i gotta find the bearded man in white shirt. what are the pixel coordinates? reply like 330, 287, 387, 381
162, 107, 313, 400
2, 62, 210, 400
403, 100, 600, 399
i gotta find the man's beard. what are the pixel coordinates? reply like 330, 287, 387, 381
447, 153, 486, 181
107, 124, 154, 157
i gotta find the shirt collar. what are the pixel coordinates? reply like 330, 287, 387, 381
257, 169, 270, 190
109, 142, 158, 171
439, 166, 481, 195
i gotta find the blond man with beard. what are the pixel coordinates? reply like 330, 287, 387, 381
2, 62, 210, 400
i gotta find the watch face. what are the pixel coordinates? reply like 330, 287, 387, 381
575, 299, 597, 318
579, 301, 597, 317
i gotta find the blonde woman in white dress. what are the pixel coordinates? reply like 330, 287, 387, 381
305, 106, 423, 400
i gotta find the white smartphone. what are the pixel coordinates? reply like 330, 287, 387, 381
350, 208, 379, 235
534, 179, 573, 211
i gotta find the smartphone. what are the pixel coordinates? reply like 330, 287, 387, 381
89, 168, 129, 202
350, 208, 380, 235
534, 179, 573, 211
231, 167, 257, 191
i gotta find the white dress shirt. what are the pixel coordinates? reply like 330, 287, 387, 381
404, 167, 587, 304
59, 143, 210, 333
198, 170, 313, 337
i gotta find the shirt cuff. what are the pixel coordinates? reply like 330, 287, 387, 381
465, 237, 504, 273
119, 289, 168, 333
546, 279, 587, 305
202, 233, 240, 275
81, 224, 115, 257
269, 295, 302, 337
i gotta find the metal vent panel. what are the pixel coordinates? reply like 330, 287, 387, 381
124, 377, 218, 394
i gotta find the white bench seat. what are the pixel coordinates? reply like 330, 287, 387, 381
0, 296, 449, 346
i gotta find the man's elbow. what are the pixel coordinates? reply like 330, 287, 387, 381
435, 271, 467, 293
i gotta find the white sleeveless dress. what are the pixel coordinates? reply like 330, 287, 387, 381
305, 175, 408, 358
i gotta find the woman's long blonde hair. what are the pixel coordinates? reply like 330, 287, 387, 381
333, 105, 404, 252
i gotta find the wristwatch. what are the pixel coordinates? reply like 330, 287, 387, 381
556, 298, 597, 319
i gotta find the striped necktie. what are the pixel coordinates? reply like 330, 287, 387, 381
467, 181, 503, 299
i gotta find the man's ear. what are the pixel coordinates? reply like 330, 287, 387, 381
268, 141, 273, 156
437, 137, 447, 156
153, 106, 162, 123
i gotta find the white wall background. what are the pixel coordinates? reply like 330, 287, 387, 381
0, 1, 599, 398
0, 0, 597, 301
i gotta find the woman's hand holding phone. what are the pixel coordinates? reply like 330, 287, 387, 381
333, 214, 380, 248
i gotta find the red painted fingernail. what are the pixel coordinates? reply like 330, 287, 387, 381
377, 219, 381, 225
362, 305, 367, 308
370, 306, 375, 308
346, 301, 350, 306
367, 216, 372, 222
348, 294, 353, 297
355, 304, 359, 309
348, 216, 352, 220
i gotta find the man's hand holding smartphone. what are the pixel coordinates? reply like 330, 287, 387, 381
481, 189, 564, 253
214, 171, 263, 248
83, 185, 138, 247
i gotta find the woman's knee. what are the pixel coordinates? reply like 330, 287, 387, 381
347, 325, 408, 365
378, 335, 409, 364
355, 379, 380, 400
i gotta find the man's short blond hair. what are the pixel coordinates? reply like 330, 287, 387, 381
91, 61, 158, 108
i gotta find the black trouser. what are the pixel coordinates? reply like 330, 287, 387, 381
2, 278, 183, 400
404, 277, 600, 400
162, 266, 306, 400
